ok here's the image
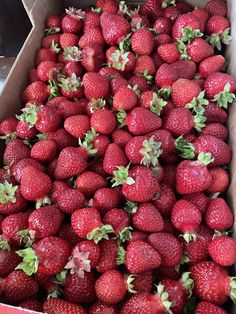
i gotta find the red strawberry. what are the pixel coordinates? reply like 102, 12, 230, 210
57, 99, 85, 118
95, 270, 129, 304
46, 14, 62, 29
58, 223, 80, 247
107, 48, 136, 73
19, 299, 43, 312
134, 55, 156, 77
128, 231, 148, 244
62, 7, 85, 33
171, 79, 202, 108
100, 13, 130, 45
128, 270, 153, 293
112, 129, 133, 148
158, 43, 180, 64
155, 63, 179, 95
172, 13, 201, 41
208, 236, 236, 266
29, 205, 63, 238
30, 139, 57, 162
83, 72, 110, 99
2, 212, 30, 243
59, 33, 79, 49
140, 0, 163, 22
103, 143, 129, 175
171, 60, 197, 80
3, 139, 30, 167
76, 171, 107, 197
54, 147, 88, 179
16, 121, 38, 139
208, 16, 231, 48
36, 60, 58, 82
190, 261, 235, 305
20, 166, 52, 202
195, 301, 227, 314
97, 0, 118, 13
79, 27, 105, 48
64, 61, 83, 77
138, 92, 167, 116
202, 123, 228, 141
171, 199, 202, 242
64, 271, 96, 303
204, 0, 227, 17
93, 188, 123, 215
183, 192, 209, 215
152, 183, 176, 216
83, 11, 100, 32
96, 239, 118, 273
16, 236, 70, 276
179, 38, 214, 63
22, 81, 50, 104
89, 301, 119, 314
176, 153, 213, 194
124, 240, 161, 273
91, 109, 116, 135
35, 47, 58, 67
153, 17, 172, 34
64, 115, 90, 139
110, 77, 129, 95
192, 8, 209, 32
148, 232, 183, 267
204, 72, 236, 108
204, 101, 228, 124
41, 34, 60, 48
205, 198, 234, 231
132, 202, 164, 233
43, 298, 86, 314
207, 167, 229, 194
131, 29, 154, 55
199, 55, 225, 79
113, 87, 137, 111
1, 270, 39, 304
0, 117, 18, 137
59, 73, 84, 99
81, 43, 105, 72
0, 248, 21, 277
48, 128, 78, 150
103, 208, 130, 237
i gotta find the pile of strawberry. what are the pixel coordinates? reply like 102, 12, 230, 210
0, 0, 235, 313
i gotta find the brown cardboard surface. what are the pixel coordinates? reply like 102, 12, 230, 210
0, 0, 235, 312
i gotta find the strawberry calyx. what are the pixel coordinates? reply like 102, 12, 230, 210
162, 0, 176, 8
185, 91, 209, 114
45, 27, 60, 35
91, 7, 102, 14
129, 84, 141, 96
119, 1, 132, 17
15, 247, 38, 276
158, 87, 172, 99
115, 226, 133, 245
208, 28, 232, 51
155, 284, 173, 314
181, 232, 197, 244
65, 7, 85, 20
139, 136, 163, 167
193, 112, 207, 133
91, 98, 106, 111
16, 106, 38, 128
181, 272, 194, 297
51, 40, 61, 54
126, 274, 137, 294
181, 251, 191, 265
0, 132, 17, 144
53, 269, 68, 285
59, 73, 82, 92
119, 33, 132, 53
110, 50, 130, 71
117, 246, 126, 265
0, 181, 18, 204
213, 82, 236, 109
87, 224, 114, 244
64, 247, 91, 278
16, 229, 36, 248
212, 230, 229, 239
197, 152, 214, 166
124, 200, 138, 214
36, 196, 51, 209
222, 28, 232, 45
230, 277, 236, 303
116, 110, 127, 127
141, 69, 153, 83
181, 27, 203, 43
175, 136, 195, 159
112, 165, 135, 187
63, 46, 82, 62
0, 236, 11, 251
177, 40, 190, 60
150, 93, 167, 115
78, 128, 98, 156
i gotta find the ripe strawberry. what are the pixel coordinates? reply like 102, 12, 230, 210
41, 34, 60, 48
103, 208, 130, 237
199, 55, 225, 79
158, 43, 180, 64
29, 205, 63, 238
110, 77, 129, 95
138, 92, 167, 115
1, 270, 39, 304
128, 75, 150, 93
64, 115, 90, 139
62, 7, 84, 33
95, 270, 129, 304
30, 139, 57, 162
171, 199, 202, 242
91, 109, 116, 135
148, 232, 183, 267
208, 236, 236, 267
59, 33, 79, 49
192, 8, 209, 32
153, 17, 172, 34
180, 38, 214, 63
202, 123, 228, 141
64, 61, 83, 77
204, 101, 228, 124
107, 48, 136, 73
58, 222, 80, 247
112, 129, 133, 148
96, 239, 118, 273
83, 11, 100, 32
36, 60, 58, 82
22, 81, 50, 104
140, 0, 163, 22
130, 12, 150, 30
48, 128, 78, 149
83, 72, 110, 99
152, 183, 176, 216
207, 15, 231, 50
15, 120, 38, 139
54, 147, 88, 179
204, 0, 227, 17
134, 55, 156, 77
79, 27, 105, 48
20, 166, 52, 202
190, 261, 235, 305
76, 171, 107, 197
205, 72, 236, 108
3, 139, 30, 167
0, 117, 18, 138
46, 14, 62, 28
16, 236, 70, 276
59, 73, 84, 99
171, 79, 201, 108
2, 212, 30, 243
81, 43, 105, 72
124, 240, 161, 273
100, 13, 130, 45
43, 298, 86, 314
172, 13, 201, 41
155, 63, 179, 94
57, 99, 85, 118
103, 143, 129, 175
132, 202, 164, 233
64, 271, 96, 303
183, 192, 209, 215
171, 59, 197, 80
131, 29, 154, 55
0, 248, 21, 277
113, 87, 137, 111
89, 301, 119, 314
207, 167, 229, 194
93, 188, 123, 215
205, 198, 234, 231
0, 181, 27, 214
195, 301, 227, 314
35, 47, 58, 66
176, 153, 213, 194
19, 299, 43, 312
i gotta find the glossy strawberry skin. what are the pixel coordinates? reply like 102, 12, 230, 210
89, 301, 119, 314
2, 212, 30, 243
91, 109, 116, 135
43, 298, 86, 314
152, 183, 176, 216
208, 236, 236, 266
0, 188, 27, 215
172, 13, 201, 40
161, 279, 187, 313
187, 38, 214, 63
205, 72, 236, 99
30, 139, 57, 162
164, 107, 195, 136
3, 139, 31, 167
206, 167, 229, 194
0, 249, 22, 277
75, 240, 101, 268
96, 239, 118, 273
199, 55, 225, 79
103, 208, 130, 235
202, 123, 228, 141
103, 143, 129, 175
195, 301, 227, 314
64, 115, 91, 139
131, 29, 154, 55
204, 0, 227, 17
93, 188, 123, 215
171, 79, 201, 108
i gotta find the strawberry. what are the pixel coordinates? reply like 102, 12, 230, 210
76, 171, 107, 197
30, 139, 57, 162
0, 181, 27, 214
36, 60, 58, 82
89, 302, 119, 314
103, 208, 130, 238
132, 202, 164, 233
204, 0, 227, 17
95, 270, 129, 304
16, 236, 70, 276
205, 72, 236, 108
131, 29, 154, 55
71, 207, 113, 242
124, 240, 161, 273
35, 47, 58, 66
192, 8, 209, 33
64, 61, 83, 77
202, 123, 228, 141
110, 77, 129, 95
0, 117, 18, 138
199, 55, 225, 79
48, 128, 78, 149
126, 107, 162, 135
112, 165, 160, 202
149, 129, 175, 158
54, 147, 88, 179
16, 121, 38, 139
41, 34, 60, 48
83, 11, 100, 32
204, 101, 228, 124
112, 129, 133, 148
190, 261, 236, 305
83, 72, 110, 99
113, 87, 138, 111
155, 63, 179, 96
46, 14, 62, 29
93, 188, 123, 215
207, 167, 229, 194
205, 198, 234, 231
19, 299, 43, 312
100, 13, 131, 45
134, 55, 156, 77
91, 109, 116, 134
208, 236, 236, 267
64, 115, 90, 139
59, 74, 84, 99
176, 153, 213, 194
171, 79, 202, 108
20, 166, 52, 203
1, 270, 39, 304
152, 183, 176, 216
172, 13, 202, 41
183, 193, 209, 215
28, 205, 63, 238
2, 139, 31, 169
22, 81, 50, 104
140, 0, 164, 22
130, 12, 150, 31
195, 301, 227, 314
128, 270, 153, 293
154, 33, 173, 48
96, 0, 118, 13
57, 99, 85, 118
0, 248, 21, 277
138, 92, 167, 115
153, 17, 172, 34
58, 223, 80, 247
103, 143, 129, 175
96, 239, 118, 273
43, 298, 86, 314
107, 48, 136, 73
2, 212, 30, 243
171, 199, 202, 242
179, 38, 214, 63
158, 43, 180, 64
79, 27, 105, 48
59, 33, 79, 49
81, 43, 105, 72
128, 75, 150, 93
62, 7, 85, 33
148, 232, 183, 267
64, 271, 97, 303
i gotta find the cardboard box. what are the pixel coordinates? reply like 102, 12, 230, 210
0, 0, 235, 313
